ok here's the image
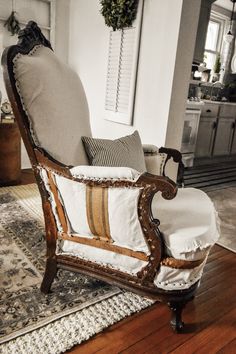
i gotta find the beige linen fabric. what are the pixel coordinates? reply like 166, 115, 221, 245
144, 154, 166, 175
13, 45, 91, 166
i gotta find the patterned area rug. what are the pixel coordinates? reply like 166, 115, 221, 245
0, 185, 153, 354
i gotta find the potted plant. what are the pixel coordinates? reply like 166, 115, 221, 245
100, 0, 139, 31
211, 54, 221, 82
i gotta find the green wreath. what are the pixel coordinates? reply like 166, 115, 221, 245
100, 0, 139, 31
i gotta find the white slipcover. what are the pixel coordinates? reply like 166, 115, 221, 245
40, 166, 219, 291
153, 188, 220, 261
55, 173, 149, 254
70, 165, 141, 182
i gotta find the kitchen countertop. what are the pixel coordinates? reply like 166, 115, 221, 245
203, 100, 236, 106
186, 100, 236, 110
186, 100, 205, 110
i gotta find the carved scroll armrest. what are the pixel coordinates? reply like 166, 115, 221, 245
159, 147, 185, 187
138, 172, 178, 201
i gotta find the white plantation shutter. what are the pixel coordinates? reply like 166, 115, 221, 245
104, 0, 143, 125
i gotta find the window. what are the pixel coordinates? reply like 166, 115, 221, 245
204, 13, 227, 70
205, 20, 220, 52
0, 0, 55, 97
104, 0, 143, 126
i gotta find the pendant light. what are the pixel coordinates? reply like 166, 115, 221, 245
224, 0, 236, 43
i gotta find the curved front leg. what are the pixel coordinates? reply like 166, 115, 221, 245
168, 301, 186, 332
40, 198, 58, 294
41, 258, 57, 294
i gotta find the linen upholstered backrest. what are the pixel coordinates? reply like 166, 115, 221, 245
13, 45, 92, 166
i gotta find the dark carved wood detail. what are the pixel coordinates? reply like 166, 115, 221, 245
159, 147, 182, 164
18, 21, 52, 50
1, 21, 200, 331
159, 147, 185, 186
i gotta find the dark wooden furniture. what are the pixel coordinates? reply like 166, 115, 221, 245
1, 21, 201, 332
0, 121, 21, 186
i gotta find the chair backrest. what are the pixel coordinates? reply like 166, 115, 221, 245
1, 21, 92, 167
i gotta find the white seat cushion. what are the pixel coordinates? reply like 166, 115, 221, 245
152, 188, 220, 261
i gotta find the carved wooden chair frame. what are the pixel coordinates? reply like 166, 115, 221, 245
2, 21, 198, 332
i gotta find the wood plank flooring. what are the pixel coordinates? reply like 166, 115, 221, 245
67, 245, 236, 354
18, 169, 236, 353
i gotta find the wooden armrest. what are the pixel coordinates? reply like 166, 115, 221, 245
139, 172, 177, 201
159, 147, 182, 163
35, 146, 177, 207
159, 147, 185, 187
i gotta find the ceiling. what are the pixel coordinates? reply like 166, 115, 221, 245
214, 0, 235, 11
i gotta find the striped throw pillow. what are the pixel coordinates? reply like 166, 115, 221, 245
82, 131, 146, 173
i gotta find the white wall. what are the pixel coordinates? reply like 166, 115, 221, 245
54, 0, 70, 64
68, 0, 183, 147
165, 0, 201, 149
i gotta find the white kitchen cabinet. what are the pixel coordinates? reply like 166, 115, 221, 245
181, 109, 201, 154
213, 118, 235, 156
231, 124, 236, 154
195, 117, 217, 157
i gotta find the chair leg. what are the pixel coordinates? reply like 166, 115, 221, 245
168, 300, 186, 332
40, 258, 57, 294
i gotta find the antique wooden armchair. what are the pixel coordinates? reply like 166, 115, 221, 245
1, 22, 219, 332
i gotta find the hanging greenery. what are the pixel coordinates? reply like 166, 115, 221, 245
100, 0, 139, 31
4, 0, 20, 36
4, 11, 20, 36
214, 54, 221, 74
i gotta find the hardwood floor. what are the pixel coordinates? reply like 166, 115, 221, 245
68, 247, 236, 354
19, 169, 236, 353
